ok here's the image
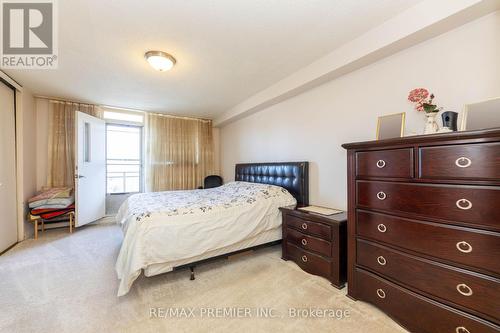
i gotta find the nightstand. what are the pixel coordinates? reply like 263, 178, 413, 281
280, 207, 347, 288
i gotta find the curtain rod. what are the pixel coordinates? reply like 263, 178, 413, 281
146, 111, 212, 123
35, 95, 96, 106
35, 95, 213, 123
101, 105, 212, 122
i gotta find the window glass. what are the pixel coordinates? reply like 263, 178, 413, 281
103, 110, 143, 123
106, 124, 142, 193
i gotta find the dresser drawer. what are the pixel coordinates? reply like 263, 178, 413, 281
357, 239, 500, 323
355, 268, 500, 333
356, 210, 500, 277
357, 181, 500, 230
286, 214, 331, 240
286, 228, 331, 257
356, 148, 413, 179
419, 142, 500, 181
286, 242, 332, 280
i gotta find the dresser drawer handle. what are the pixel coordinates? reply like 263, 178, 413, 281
301, 239, 307, 246
456, 284, 473, 296
377, 224, 387, 233
301, 255, 308, 262
456, 326, 470, 333
377, 256, 387, 266
456, 199, 472, 210
376, 191, 387, 200
376, 160, 386, 168
376, 288, 386, 299
456, 241, 472, 253
301, 223, 308, 230
455, 157, 472, 168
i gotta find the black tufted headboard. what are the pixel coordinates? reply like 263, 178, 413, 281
235, 162, 309, 207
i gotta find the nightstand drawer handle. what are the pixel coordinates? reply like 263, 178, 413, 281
377, 256, 386, 266
376, 288, 386, 299
301, 239, 307, 246
377, 224, 387, 233
456, 326, 470, 333
456, 241, 472, 253
301, 223, 308, 230
301, 255, 308, 263
377, 191, 386, 200
376, 160, 386, 168
456, 284, 473, 296
456, 199, 472, 210
455, 157, 472, 168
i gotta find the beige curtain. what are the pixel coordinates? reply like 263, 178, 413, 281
47, 100, 103, 188
146, 113, 214, 191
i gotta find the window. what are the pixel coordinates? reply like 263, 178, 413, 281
103, 110, 144, 123
106, 124, 142, 194
84, 122, 91, 162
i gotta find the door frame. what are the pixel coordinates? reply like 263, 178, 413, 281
1, 70, 39, 243
0, 72, 22, 245
0, 76, 17, 253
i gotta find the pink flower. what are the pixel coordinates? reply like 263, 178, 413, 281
408, 88, 429, 103
408, 88, 440, 113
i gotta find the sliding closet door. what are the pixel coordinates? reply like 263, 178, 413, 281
0, 81, 17, 252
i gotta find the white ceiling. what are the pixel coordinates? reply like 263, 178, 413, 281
6, 0, 420, 118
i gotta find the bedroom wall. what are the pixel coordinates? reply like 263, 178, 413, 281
219, 11, 500, 210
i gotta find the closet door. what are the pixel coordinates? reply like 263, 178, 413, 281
0, 81, 17, 252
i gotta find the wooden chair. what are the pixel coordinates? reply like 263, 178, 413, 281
29, 211, 75, 239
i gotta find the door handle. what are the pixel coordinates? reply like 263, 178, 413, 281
75, 174, 86, 179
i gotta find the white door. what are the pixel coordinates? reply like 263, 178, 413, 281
0, 81, 17, 251
75, 111, 106, 227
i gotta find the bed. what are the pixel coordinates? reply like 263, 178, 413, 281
115, 162, 309, 296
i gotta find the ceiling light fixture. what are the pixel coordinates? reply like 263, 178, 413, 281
145, 51, 176, 71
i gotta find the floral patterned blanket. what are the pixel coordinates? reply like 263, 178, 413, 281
115, 181, 296, 296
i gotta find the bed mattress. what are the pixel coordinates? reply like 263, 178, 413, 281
115, 181, 296, 296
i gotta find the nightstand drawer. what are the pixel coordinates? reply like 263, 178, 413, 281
286, 214, 331, 240
286, 242, 332, 280
356, 148, 413, 179
286, 227, 331, 257
280, 207, 346, 288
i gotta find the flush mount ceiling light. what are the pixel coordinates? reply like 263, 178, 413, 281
145, 51, 176, 71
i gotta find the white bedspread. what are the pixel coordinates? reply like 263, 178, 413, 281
115, 181, 296, 296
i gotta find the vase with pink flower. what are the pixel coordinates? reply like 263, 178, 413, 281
408, 88, 442, 134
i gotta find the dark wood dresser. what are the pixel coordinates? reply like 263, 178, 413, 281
342, 129, 500, 333
280, 207, 347, 288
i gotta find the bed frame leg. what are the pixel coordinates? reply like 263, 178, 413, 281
189, 266, 195, 280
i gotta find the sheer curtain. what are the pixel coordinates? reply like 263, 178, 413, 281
46, 100, 102, 188
145, 113, 214, 191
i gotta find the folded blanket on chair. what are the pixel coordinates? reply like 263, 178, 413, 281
29, 198, 74, 209
31, 204, 75, 220
28, 187, 74, 209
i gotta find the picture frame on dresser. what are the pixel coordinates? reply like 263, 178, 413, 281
376, 112, 405, 140
461, 97, 500, 131
342, 129, 500, 333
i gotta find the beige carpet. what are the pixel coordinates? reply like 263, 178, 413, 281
0, 224, 407, 333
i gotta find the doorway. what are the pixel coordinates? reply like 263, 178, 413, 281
105, 124, 143, 215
